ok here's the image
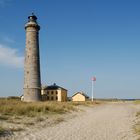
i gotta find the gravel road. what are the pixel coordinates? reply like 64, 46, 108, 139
5, 102, 140, 140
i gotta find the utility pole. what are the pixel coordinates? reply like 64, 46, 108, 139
92, 76, 96, 101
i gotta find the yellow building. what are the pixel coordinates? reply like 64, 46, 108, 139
72, 92, 89, 101
41, 83, 67, 102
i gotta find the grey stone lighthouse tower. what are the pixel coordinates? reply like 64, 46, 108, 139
23, 13, 41, 102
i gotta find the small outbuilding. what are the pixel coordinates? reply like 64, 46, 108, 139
41, 83, 67, 102
72, 92, 89, 101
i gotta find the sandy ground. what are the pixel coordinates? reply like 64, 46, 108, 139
1, 102, 140, 140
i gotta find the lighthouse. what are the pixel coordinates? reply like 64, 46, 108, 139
23, 13, 41, 102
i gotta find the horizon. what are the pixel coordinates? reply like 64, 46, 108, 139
0, 0, 140, 99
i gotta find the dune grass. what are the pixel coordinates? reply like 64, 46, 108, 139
135, 112, 140, 138
0, 127, 6, 135
0, 98, 100, 118
134, 100, 140, 138
134, 100, 140, 104
0, 98, 76, 117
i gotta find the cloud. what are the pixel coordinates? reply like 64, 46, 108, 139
0, 44, 24, 68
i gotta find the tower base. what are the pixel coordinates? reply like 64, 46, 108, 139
23, 88, 42, 102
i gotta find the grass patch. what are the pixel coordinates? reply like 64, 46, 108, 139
0, 99, 76, 117
0, 126, 23, 137
9, 127, 24, 132
134, 101, 140, 138
135, 124, 140, 134
134, 100, 140, 104
24, 122, 35, 126
53, 117, 65, 125
0, 127, 6, 136
134, 112, 140, 139
0, 98, 100, 118
71, 101, 101, 106
0, 115, 9, 120
36, 117, 45, 122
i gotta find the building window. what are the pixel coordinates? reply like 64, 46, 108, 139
47, 91, 49, 95
51, 96, 53, 100
51, 91, 53, 95
56, 96, 58, 100
56, 91, 58, 95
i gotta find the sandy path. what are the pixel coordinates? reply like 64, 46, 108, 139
6, 102, 140, 140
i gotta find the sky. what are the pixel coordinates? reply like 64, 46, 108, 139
0, 0, 140, 99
